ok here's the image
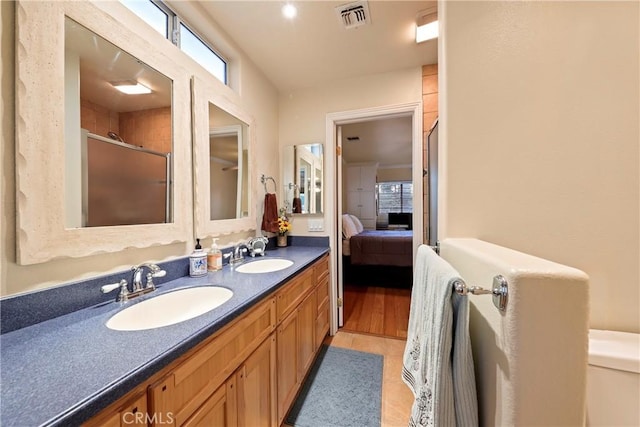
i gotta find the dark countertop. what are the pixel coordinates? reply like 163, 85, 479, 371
0, 247, 329, 427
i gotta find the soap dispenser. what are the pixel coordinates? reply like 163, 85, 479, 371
207, 238, 222, 272
189, 238, 207, 277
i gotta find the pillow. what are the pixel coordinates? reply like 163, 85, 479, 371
342, 214, 358, 239
349, 214, 364, 233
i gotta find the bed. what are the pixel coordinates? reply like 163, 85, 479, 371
342, 214, 413, 267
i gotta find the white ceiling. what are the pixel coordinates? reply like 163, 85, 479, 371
199, 0, 437, 93
198, 1, 435, 168
341, 115, 413, 166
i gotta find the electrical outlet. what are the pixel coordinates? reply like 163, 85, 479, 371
308, 219, 324, 232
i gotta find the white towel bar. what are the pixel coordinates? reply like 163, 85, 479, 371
454, 275, 508, 312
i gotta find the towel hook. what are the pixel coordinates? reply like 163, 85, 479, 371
260, 174, 277, 193
454, 275, 508, 312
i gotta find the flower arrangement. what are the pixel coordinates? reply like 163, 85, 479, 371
277, 215, 291, 236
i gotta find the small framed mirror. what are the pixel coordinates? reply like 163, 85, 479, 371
281, 144, 323, 215
192, 76, 256, 237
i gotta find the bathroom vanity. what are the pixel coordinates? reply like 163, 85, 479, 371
87, 253, 329, 427
0, 248, 329, 426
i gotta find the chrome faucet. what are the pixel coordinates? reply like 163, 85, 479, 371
223, 237, 269, 265
101, 263, 166, 302
131, 263, 166, 292
225, 242, 249, 265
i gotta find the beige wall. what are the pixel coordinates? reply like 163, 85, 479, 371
377, 167, 412, 182
278, 67, 423, 235
441, 1, 639, 332
1, 1, 279, 296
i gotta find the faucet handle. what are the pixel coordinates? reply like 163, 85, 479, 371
101, 279, 127, 293
151, 269, 166, 278
101, 280, 124, 294
101, 279, 129, 302
145, 269, 166, 290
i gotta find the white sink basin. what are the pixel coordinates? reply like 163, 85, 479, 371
235, 258, 294, 274
106, 286, 233, 331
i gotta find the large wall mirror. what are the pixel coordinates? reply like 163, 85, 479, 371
208, 105, 249, 221
281, 144, 323, 215
65, 17, 173, 228
192, 76, 255, 237
15, 1, 192, 265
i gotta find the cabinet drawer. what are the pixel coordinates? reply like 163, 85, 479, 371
276, 268, 314, 323
315, 274, 329, 312
313, 255, 329, 284
84, 390, 147, 427
149, 297, 275, 426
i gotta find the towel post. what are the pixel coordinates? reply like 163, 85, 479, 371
453, 275, 509, 312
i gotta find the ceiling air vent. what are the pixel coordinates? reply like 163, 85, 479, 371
335, 1, 370, 30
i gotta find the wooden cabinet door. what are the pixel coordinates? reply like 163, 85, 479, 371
147, 298, 275, 426
297, 293, 316, 379
237, 334, 276, 427
182, 377, 237, 427
276, 311, 298, 425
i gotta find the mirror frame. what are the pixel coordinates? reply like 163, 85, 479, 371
281, 143, 324, 216
15, 1, 192, 265
192, 76, 256, 238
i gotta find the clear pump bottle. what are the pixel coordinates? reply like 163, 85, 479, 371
207, 238, 222, 272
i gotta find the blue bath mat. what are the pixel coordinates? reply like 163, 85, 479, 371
285, 345, 383, 427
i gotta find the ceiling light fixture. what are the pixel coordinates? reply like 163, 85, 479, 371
111, 81, 152, 95
416, 9, 438, 43
282, 3, 297, 20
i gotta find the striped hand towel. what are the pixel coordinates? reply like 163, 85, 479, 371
402, 245, 478, 426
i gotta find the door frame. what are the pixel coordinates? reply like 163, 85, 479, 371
325, 102, 423, 334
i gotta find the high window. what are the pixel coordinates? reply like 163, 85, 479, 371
377, 181, 413, 214
121, 0, 227, 84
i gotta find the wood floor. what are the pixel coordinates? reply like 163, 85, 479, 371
324, 331, 414, 427
342, 284, 411, 339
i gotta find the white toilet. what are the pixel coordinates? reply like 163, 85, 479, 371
587, 330, 640, 426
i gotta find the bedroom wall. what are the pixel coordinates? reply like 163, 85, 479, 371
377, 167, 412, 182
441, 1, 640, 332
278, 67, 423, 236
1, 1, 279, 296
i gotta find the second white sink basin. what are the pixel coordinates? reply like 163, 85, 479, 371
106, 286, 233, 331
235, 258, 294, 274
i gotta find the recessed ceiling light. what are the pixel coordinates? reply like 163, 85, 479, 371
282, 3, 297, 19
111, 81, 152, 95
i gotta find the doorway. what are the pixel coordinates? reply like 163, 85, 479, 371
324, 102, 422, 338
